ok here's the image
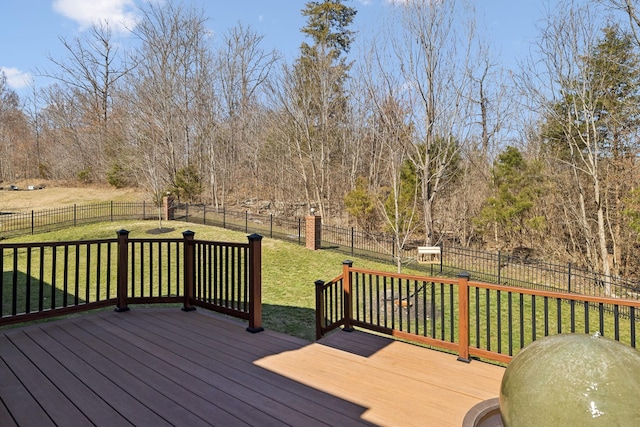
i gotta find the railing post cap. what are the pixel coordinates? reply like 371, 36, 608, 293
314, 279, 325, 286
247, 233, 263, 241
343, 260, 354, 266
117, 229, 130, 236
182, 230, 195, 237
458, 271, 470, 279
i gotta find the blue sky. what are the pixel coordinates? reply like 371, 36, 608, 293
1, 0, 544, 93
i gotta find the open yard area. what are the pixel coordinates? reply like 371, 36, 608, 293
1, 183, 145, 213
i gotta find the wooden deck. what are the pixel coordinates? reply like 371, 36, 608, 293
0, 308, 504, 426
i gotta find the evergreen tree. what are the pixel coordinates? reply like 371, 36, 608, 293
344, 176, 378, 231
383, 159, 419, 237
292, 0, 357, 218
476, 146, 545, 248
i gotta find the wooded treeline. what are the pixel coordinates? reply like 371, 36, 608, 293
2, 0, 640, 280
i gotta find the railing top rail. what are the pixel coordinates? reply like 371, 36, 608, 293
0, 237, 253, 249
127, 237, 184, 244
192, 239, 249, 248
0, 238, 117, 248
320, 273, 345, 287
348, 266, 460, 285
468, 280, 640, 308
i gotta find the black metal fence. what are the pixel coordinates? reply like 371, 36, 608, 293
0, 202, 151, 239
3, 201, 638, 303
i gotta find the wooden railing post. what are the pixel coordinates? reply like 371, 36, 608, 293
182, 230, 196, 312
343, 260, 354, 332
247, 233, 264, 333
457, 271, 471, 363
315, 280, 326, 340
115, 229, 130, 312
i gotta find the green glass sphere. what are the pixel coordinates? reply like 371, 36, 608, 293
500, 333, 640, 426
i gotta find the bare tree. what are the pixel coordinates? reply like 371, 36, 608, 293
386, 0, 478, 246
127, 2, 213, 201
23, 80, 45, 178
355, 37, 420, 271
0, 71, 32, 182
39, 84, 96, 180
598, 0, 640, 46
522, 0, 640, 290
211, 24, 279, 207
40, 21, 133, 180
527, 3, 604, 274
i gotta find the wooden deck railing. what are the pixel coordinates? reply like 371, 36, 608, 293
0, 230, 263, 332
316, 262, 640, 364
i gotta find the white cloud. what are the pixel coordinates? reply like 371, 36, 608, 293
52, 0, 138, 33
1, 67, 32, 90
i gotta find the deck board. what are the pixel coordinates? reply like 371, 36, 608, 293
0, 334, 92, 426
0, 348, 55, 427
0, 308, 504, 426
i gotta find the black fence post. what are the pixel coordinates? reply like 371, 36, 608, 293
143, 201, 146, 220
223, 207, 226, 228
270, 214, 273, 238
185, 203, 189, 222
245, 210, 248, 233
31, 211, 34, 235
203, 205, 206, 225
73, 204, 77, 227
351, 227, 354, 256
568, 262, 572, 293
110, 201, 114, 222
497, 251, 502, 285
298, 218, 301, 245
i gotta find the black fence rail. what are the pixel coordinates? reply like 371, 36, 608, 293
0, 202, 151, 239
1, 230, 263, 331
316, 263, 640, 364
321, 224, 396, 260
175, 204, 304, 245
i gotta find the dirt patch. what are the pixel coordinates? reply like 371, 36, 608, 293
145, 228, 175, 235
0, 181, 147, 213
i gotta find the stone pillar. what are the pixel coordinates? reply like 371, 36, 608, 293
163, 196, 175, 221
305, 215, 322, 250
